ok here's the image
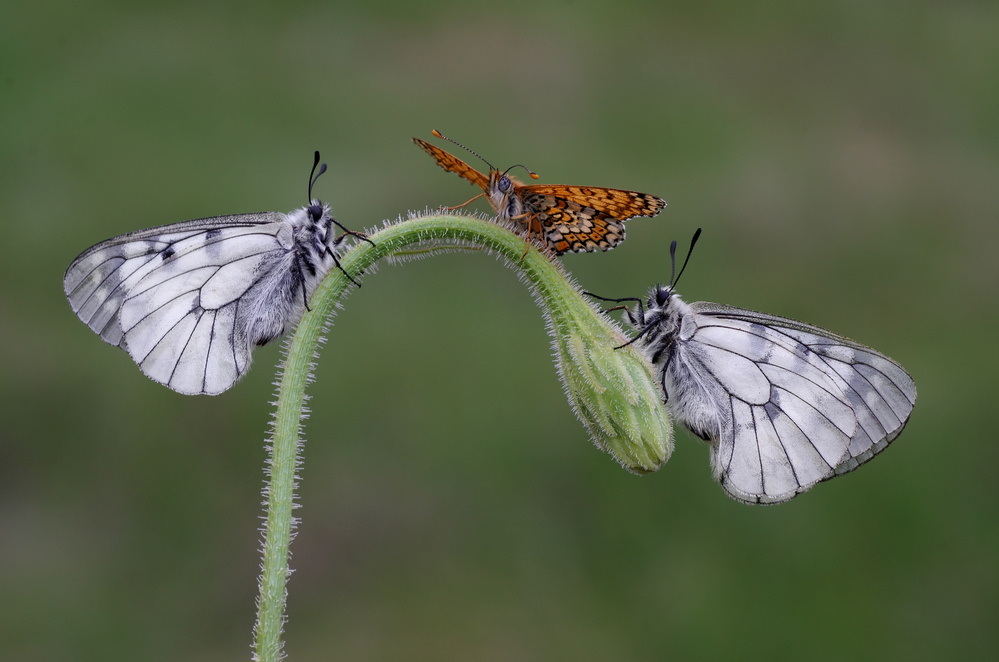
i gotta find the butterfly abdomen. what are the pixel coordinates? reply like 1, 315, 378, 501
240, 252, 302, 346
663, 346, 725, 445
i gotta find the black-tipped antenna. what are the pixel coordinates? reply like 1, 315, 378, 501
670, 227, 702, 289
668, 240, 678, 285
309, 150, 327, 201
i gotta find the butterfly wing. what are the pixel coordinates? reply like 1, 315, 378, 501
413, 138, 489, 191
64, 213, 293, 395
519, 186, 665, 254
523, 185, 666, 221
699, 303, 917, 475
676, 302, 916, 504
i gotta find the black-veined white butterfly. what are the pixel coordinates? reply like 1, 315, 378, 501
64, 152, 371, 396
587, 229, 917, 504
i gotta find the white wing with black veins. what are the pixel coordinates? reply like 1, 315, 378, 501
64, 213, 291, 395
682, 302, 916, 504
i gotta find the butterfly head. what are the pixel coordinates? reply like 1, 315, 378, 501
622, 283, 673, 330
305, 199, 331, 227
488, 164, 540, 220
644, 282, 676, 315
484, 169, 522, 220
307, 201, 326, 224
488, 168, 516, 193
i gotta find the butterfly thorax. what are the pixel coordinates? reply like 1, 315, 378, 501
295, 201, 336, 273
241, 202, 337, 347
630, 287, 689, 358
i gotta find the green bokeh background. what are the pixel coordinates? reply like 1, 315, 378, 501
2, 1, 996, 660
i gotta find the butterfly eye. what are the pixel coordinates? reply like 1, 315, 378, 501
654, 287, 671, 307
498, 176, 512, 193
307, 204, 324, 223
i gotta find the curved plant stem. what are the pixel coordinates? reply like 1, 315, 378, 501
251, 213, 670, 660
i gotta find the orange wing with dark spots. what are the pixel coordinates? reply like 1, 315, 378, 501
519, 185, 665, 221
517, 186, 665, 254
413, 138, 489, 191
414, 133, 666, 255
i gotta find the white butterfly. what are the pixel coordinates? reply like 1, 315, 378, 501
64, 152, 370, 396
588, 229, 917, 504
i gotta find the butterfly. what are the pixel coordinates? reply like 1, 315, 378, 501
587, 229, 917, 504
63, 152, 372, 396
413, 130, 666, 255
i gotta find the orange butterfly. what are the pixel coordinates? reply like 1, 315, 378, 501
414, 130, 666, 255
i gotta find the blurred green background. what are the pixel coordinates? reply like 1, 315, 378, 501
2, 1, 996, 660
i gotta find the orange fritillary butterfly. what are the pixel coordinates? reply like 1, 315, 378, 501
413, 130, 666, 255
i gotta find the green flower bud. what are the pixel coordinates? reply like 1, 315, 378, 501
543, 283, 674, 474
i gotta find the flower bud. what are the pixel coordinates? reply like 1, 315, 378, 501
545, 288, 673, 474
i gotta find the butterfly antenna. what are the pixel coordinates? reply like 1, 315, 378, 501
431, 129, 500, 172
309, 150, 327, 201
503, 164, 541, 180
670, 227, 702, 289
668, 240, 678, 286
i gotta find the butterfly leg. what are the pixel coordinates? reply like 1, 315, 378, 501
612, 322, 657, 350
582, 292, 650, 342
522, 231, 556, 260
291, 252, 313, 312
324, 246, 362, 288
300, 278, 311, 311
331, 220, 376, 247
446, 192, 485, 211
651, 341, 677, 403
508, 212, 541, 259
521, 215, 539, 259
583, 292, 645, 308
327, 229, 372, 281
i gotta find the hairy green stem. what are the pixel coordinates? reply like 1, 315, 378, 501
252, 213, 671, 661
